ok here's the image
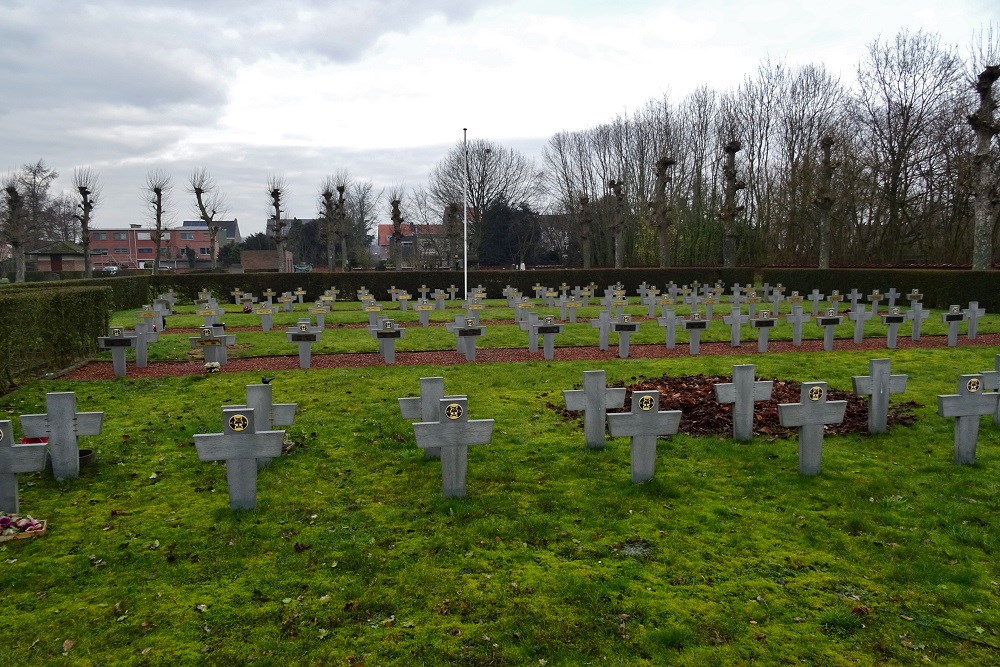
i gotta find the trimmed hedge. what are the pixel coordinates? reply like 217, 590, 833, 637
759, 268, 987, 311
0, 286, 112, 392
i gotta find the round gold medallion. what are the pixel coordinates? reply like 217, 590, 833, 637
638, 395, 656, 411
229, 414, 249, 432
445, 403, 464, 420
967, 378, 981, 393
808, 386, 824, 401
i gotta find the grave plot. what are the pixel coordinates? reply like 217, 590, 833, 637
550, 373, 919, 438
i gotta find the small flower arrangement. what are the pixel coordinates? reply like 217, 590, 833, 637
0, 513, 46, 541
204, 362, 221, 374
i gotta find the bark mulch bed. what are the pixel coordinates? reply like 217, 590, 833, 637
549, 373, 919, 439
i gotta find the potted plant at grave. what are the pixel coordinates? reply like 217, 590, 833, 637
0, 514, 47, 542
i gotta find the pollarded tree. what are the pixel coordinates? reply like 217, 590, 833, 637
718, 140, 746, 267
189, 168, 227, 270
648, 155, 677, 267
267, 175, 289, 272
814, 135, 837, 269
969, 65, 1000, 270
318, 173, 348, 271
388, 187, 405, 268
73, 167, 101, 278
144, 169, 171, 275
1, 176, 28, 282
607, 178, 627, 268
578, 194, 593, 269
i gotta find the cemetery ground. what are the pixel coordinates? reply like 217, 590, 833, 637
1, 299, 999, 664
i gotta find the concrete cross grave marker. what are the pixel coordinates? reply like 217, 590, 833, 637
828, 290, 844, 311
714, 364, 773, 442
964, 301, 986, 340
885, 288, 900, 310
399, 377, 465, 460
445, 316, 485, 361
517, 311, 541, 352
723, 305, 749, 347
590, 310, 613, 351
462, 296, 485, 324
255, 304, 275, 332
137, 304, 163, 332
158, 290, 177, 309
230, 288, 243, 304
643, 292, 660, 318
418, 284, 430, 300
607, 391, 682, 483
867, 289, 884, 316
558, 282, 571, 298
543, 288, 559, 308
293, 287, 307, 303
197, 304, 224, 327
637, 281, 649, 299
682, 312, 709, 355
197, 289, 213, 302
21, 392, 103, 481
852, 358, 907, 434
189, 326, 234, 365
906, 301, 931, 340
807, 289, 825, 316
657, 295, 676, 318
816, 308, 843, 351
261, 288, 276, 306
777, 382, 847, 476
769, 289, 784, 314
784, 304, 811, 346
563, 370, 627, 449
415, 298, 434, 326
361, 299, 384, 327
369, 318, 405, 364
847, 304, 874, 344
941, 305, 967, 347
209, 324, 236, 365
532, 315, 563, 360
277, 293, 295, 313
132, 321, 159, 368
447, 285, 460, 301
937, 374, 999, 465
750, 309, 778, 353
612, 314, 638, 358
657, 309, 684, 349
979, 355, 1000, 426
745, 291, 761, 319
729, 283, 744, 307
559, 296, 582, 323
514, 296, 535, 323
223, 383, 297, 468
309, 303, 330, 329
703, 294, 719, 320
325, 287, 341, 302
412, 397, 494, 498
882, 307, 907, 348
98, 326, 137, 377
846, 289, 862, 311
356, 288, 370, 301
0, 420, 48, 513
194, 408, 284, 509
432, 289, 447, 310
388, 286, 399, 302
240, 294, 258, 308
286, 321, 321, 368
906, 289, 923, 307
397, 291, 412, 311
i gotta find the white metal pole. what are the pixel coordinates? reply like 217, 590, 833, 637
462, 128, 469, 298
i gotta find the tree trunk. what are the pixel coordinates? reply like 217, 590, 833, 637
970, 66, 1000, 271
719, 140, 746, 268
340, 237, 348, 271
13, 243, 25, 283
815, 135, 836, 269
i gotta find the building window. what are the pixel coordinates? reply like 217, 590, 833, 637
138, 248, 153, 254
161, 232, 170, 241
137, 232, 151, 241
181, 232, 194, 241
199, 247, 211, 255
113, 231, 127, 241
90, 248, 108, 256
94, 232, 107, 241
114, 248, 130, 254
159, 247, 171, 257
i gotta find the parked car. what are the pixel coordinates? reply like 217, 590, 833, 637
101, 265, 119, 275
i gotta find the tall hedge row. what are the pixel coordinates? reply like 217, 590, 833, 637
759, 269, 986, 311
0, 286, 112, 392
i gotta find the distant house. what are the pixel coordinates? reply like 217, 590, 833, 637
27, 240, 86, 273
242, 249, 293, 273
376, 223, 451, 268
86, 219, 241, 268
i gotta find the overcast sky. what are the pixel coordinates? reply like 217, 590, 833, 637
2, 0, 996, 236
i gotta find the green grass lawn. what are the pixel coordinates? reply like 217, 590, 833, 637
1, 345, 999, 664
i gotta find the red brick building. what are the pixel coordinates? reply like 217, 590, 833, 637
86, 220, 240, 268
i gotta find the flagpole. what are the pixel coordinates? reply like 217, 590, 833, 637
462, 128, 469, 298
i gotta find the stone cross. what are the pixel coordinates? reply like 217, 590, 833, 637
240, 294, 257, 309
542, 288, 559, 308
847, 303, 874, 343
197, 288, 214, 302
388, 286, 399, 301
881, 306, 906, 348
745, 291, 761, 319
413, 397, 494, 498
607, 391, 682, 483
729, 283, 743, 307
703, 294, 719, 320
370, 318, 405, 364
937, 374, 999, 465
590, 310, 613, 351
197, 304, 224, 327
396, 291, 412, 311
906, 289, 923, 307
0, 420, 47, 513
563, 370, 627, 449
137, 304, 164, 332
326, 287, 341, 302
462, 296, 485, 324
432, 289, 447, 310
885, 288, 900, 310
399, 377, 464, 460
657, 295, 676, 318
713, 364, 773, 442
612, 314, 638, 358
309, 303, 330, 329
189, 326, 234, 365
816, 308, 843, 351
415, 298, 434, 326
447, 285, 460, 300
445, 316, 485, 361
906, 301, 930, 340
293, 287, 307, 303
98, 326, 137, 377
750, 309, 778, 353
978, 355, 1000, 426
637, 281, 649, 299
846, 289, 862, 310
559, 296, 581, 323
828, 290, 844, 311
418, 284, 430, 300
964, 301, 986, 340
941, 305, 966, 347
132, 321, 159, 368
777, 382, 847, 475
769, 289, 784, 314
852, 358, 907, 434
514, 296, 535, 323
20, 392, 103, 481
230, 287, 243, 304
255, 304, 275, 331
286, 321, 321, 368
261, 288, 276, 306
361, 299, 383, 327
657, 309, 683, 350
807, 289, 825, 316
222, 384, 296, 469
867, 289, 884, 316
194, 408, 284, 509
519, 311, 542, 353
532, 282, 544, 299
531, 315, 563, 360
275, 293, 294, 313
158, 290, 177, 309
558, 282, 571, 298
642, 292, 660, 318
682, 312, 709, 355
784, 304, 811, 346
722, 305, 748, 347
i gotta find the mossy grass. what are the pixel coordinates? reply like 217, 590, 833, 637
1, 346, 999, 663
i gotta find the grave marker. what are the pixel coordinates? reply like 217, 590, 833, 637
882, 306, 906, 348
413, 397, 494, 497
98, 326, 137, 377
293, 287, 307, 303
723, 305, 749, 347
784, 304, 811, 346
590, 310, 613, 351
0, 420, 47, 513
750, 309, 777, 353
612, 314, 638, 358
941, 305, 966, 347
445, 316, 485, 361
194, 408, 284, 509
255, 304, 275, 331
777, 382, 847, 475
188, 326, 234, 365
563, 370, 627, 449
852, 358, 907, 434
964, 301, 985, 340
937, 374, 998, 465
713, 364, 773, 442
132, 321, 159, 368
309, 303, 330, 329
816, 308, 843, 351
906, 301, 931, 340
607, 391, 682, 483
399, 377, 464, 460
261, 288, 276, 306
532, 315, 563, 360
286, 321, 321, 369
223, 383, 297, 468
20, 392, 103, 481
370, 319, 405, 364
885, 288, 900, 310
847, 304, 874, 344
807, 289, 825, 316
656, 309, 683, 350
682, 312, 709, 355
867, 289, 883, 315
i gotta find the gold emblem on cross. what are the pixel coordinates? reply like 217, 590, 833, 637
229, 414, 249, 432
808, 386, 823, 401
445, 403, 464, 420
967, 378, 981, 393
638, 395, 656, 411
